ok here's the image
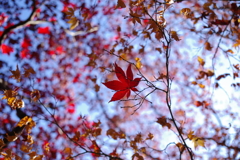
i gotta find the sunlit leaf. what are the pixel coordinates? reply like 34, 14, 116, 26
17, 116, 32, 127
64, 147, 72, 155
25, 120, 36, 134
135, 57, 142, 69
20, 144, 32, 153
191, 81, 197, 85
233, 39, 240, 48
197, 56, 205, 66
180, 8, 191, 16
192, 137, 205, 149
198, 83, 205, 88
67, 17, 79, 30
2, 90, 17, 100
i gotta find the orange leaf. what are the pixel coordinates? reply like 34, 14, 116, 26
197, 56, 205, 66
198, 83, 205, 88
205, 41, 212, 51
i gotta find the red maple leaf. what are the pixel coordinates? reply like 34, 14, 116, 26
47, 50, 55, 55
38, 27, 50, 34
20, 49, 30, 59
1, 44, 13, 55
103, 63, 141, 102
21, 38, 31, 48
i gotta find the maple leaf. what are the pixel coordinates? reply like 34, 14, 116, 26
156, 116, 171, 129
64, 147, 72, 155
17, 116, 32, 127
10, 65, 21, 82
2, 90, 17, 99
64, 7, 79, 30
116, 0, 126, 9
197, 56, 205, 66
103, 63, 141, 102
64, 7, 75, 19
192, 137, 205, 149
38, 27, 50, 34
1, 44, 13, 55
23, 66, 36, 78
176, 142, 185, 152
21, 38, 31, 48
20, 49, 30, 59
187, 130, 205, 149
67, 17, 79, 30
135, 57, 142, 69
170, 31, 181, 41
20, 144, 32, 153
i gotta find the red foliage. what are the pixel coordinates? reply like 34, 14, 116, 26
21, 38, 31, 48
1, 44, 13, 55
56, 46, 64, 54
20, 49, 30, 59
67, 103, 75, 114
47, 50, 55, 55
38, 27, 50, 34
0, 13, 8, 26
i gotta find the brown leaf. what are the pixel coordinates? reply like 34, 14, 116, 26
176, 142, 185, 152
23, 66, 36, 78
10, 65, 21, 82
205, 42, 212, 51
146, 133, 154, 140
107, 129, 119, 140
31, 90, 41, 102
132, 153, 144, 160
116, 0, 126, 9
171, 31, 181, 41
156, 116, 171, 129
